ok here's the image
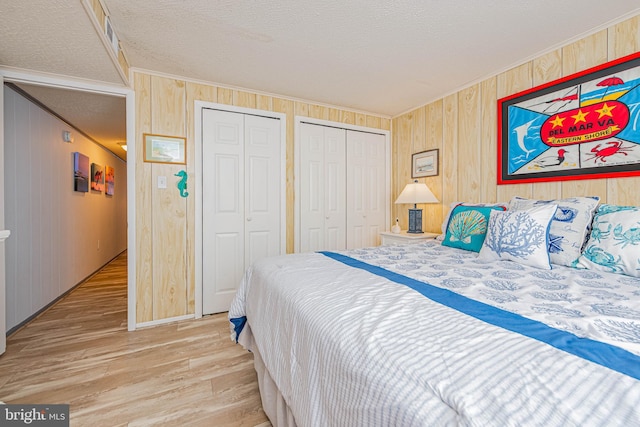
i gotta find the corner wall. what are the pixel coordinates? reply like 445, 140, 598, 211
3, 85, 128, 332
392, 15, 640, 233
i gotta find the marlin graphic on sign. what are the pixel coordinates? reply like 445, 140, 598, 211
514, 119, 537, 157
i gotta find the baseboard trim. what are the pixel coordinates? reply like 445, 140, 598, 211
136, 314, 195, 329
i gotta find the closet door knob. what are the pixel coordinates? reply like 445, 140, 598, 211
247, 217, 252, 222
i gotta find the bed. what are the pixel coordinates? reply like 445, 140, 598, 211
229, 197, 640, 426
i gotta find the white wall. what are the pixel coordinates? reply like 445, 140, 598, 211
3, 86, 127, 332
0, 76, 6, 352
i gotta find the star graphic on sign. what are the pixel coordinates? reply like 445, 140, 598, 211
571, 109, 589, 124
550, 115, 566, 128
595, 102, 616, 119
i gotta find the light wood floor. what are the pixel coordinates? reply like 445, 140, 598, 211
0, 251, 270, 427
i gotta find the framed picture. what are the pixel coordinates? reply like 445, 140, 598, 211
91, 163, 104, 192
143, 133, 186, 164
73, 152, 89, 193
105, 165, 115, 196
498, 51, 640, 185
412, 149, 439, 178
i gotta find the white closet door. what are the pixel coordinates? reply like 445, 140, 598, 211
202, 109, 282, 315
346, 130, 387, 248
244, 114, 282, 267
202, 109, 245, 314
299, 123, 346, 252
299, 123, 324, 252
324, 127, 347, 250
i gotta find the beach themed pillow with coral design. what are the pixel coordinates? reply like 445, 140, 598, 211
576, 204, 640, 277
508, 196, 599, 267
442, 205, 506, 252
478, 204, 557, 269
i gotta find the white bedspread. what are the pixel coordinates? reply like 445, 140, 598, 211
229, 241, 640, 426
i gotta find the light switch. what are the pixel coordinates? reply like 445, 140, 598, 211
158, 176, 167, 189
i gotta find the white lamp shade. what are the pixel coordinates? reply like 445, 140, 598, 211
395, 181, 439, 204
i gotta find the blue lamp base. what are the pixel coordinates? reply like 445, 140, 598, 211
407, 208, 423, 234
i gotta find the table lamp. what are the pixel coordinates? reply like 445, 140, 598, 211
394, 180, 439, 233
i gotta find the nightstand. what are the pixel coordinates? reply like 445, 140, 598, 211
379, 231, 439, 246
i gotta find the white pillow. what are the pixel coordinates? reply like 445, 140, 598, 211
478, 204, 557, 270
576, 204, 640, 277
508, 196, 599, 267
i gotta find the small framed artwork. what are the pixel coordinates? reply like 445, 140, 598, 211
73, 152, 89, 193
91, 163, 104, 192
105, 165, 115, 196
412, 149, 439, 178
143, 133, 186, 164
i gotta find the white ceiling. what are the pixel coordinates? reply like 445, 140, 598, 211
2, 0, 640, 161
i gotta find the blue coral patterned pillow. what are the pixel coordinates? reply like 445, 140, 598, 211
442, 205, 506, 252
478, 204, 557, 269
576, 204, 640, 277
508, 196, 599, 267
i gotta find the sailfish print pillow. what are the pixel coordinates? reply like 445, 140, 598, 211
442, 205, 506, 252
576, 204, 640, 277
508, 196, 599, 267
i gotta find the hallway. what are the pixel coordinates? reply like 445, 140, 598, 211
0, 252, 268, 426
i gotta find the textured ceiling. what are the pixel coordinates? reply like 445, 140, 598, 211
10, 83, 128, 161
107, 0, 640, 116
1, 0, 640, 161
0, 0, 124, 85
0, 0, 128, 160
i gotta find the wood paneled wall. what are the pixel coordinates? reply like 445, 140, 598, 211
392, 15, 640, 234
133, 74, 391, 323
134, 15, 638, 324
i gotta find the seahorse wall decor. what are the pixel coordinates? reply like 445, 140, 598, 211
174, 170, 189, 197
